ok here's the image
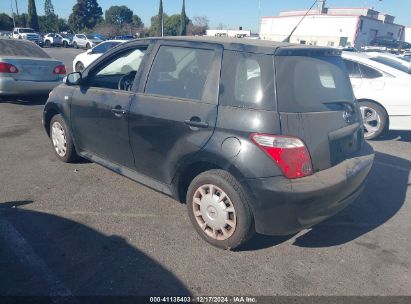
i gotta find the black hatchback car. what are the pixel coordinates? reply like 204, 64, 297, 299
43, 37, 374, 249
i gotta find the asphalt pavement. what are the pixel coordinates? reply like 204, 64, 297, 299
0, 47, 410, 298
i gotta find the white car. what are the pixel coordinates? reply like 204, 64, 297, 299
73, 40, 126, 72
342, 51, 411, 139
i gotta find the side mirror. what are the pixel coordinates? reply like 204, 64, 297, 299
87, 49, 93, 55
64, 72, 82, 85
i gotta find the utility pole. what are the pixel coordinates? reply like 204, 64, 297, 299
10, 0, 16, 28
14, 0, 19, 16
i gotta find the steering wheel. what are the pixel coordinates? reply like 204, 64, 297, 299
118, 71, 137, 91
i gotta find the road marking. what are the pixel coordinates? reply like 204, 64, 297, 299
0, 218, 77, 303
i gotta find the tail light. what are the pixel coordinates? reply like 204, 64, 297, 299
251, 133, 313, 179
0, 62, 19, 73
53, 65, 66, 75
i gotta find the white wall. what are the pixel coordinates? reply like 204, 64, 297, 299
404, 27, 411, 43
260, 15, 359, 46
260, 14, 404, 48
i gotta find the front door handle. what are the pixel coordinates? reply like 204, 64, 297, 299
184, 117, 209, 129
111, 106, 127, 117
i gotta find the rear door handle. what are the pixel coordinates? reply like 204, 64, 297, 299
184, 118, 209, 129
111, 106, 127, 117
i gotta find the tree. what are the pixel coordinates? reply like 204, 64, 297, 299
105, 5, 133, 26
187, 16, 209, 36
132, 15, 144, 28
44, 0, 55, 16
68, 0, 103, 32
27, 0, 39, 31
15, 14, 28, 27
0, 13, 14, 31
179, 0, 189, 36
157, 0, 163, 36
164, 14, 182, 36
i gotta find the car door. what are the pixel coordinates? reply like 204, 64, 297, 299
70, 44, 148, 169
343, 58, 363, 90
128, 42, 222, 184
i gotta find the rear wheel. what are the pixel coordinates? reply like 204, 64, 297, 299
75, 61, 85, 72
50, 114, 77, 163
44, 40, 51, 48
359, 101, 388, 140
63, 41, 68, 48
186, 170, 255, 250
86, 43, 91, 49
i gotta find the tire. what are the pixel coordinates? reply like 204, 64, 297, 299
359, 101, 388, 140
186, 169, 255, 250
44, 40, 51, 48
75, 61, 85, 72
63, 41, 68, 48
73, 42, 78, 49
86, 43, 91, 49
49, 114, 77, 163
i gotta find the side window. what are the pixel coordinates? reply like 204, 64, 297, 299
219, 50, 275, 110
145, 46, 215, 100
343, 59, 361, 78
87, 47, 147, 90
359, 63, 382, 79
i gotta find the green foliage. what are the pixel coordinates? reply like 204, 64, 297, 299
15, 14, 28, 28
28, 0, 40, 31
68, 0, 103, 32
165, 14, 182, 37
132, 15, 144, 28
179, 0, 189, 36
44, 0, 55, 16
0, 13, 14, 31
105, 5, 133, 26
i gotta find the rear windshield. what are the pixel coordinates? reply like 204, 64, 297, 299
370, 57, 410, 73
0, 39, 50, 58
275, 54, 354, 112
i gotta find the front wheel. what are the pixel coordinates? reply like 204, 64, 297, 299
186, 169, 255, 250
63, 41, 68, 48
50, 114, 77, 163
73, 42, 78, 49
359, 101, 388, 140
86, 43, 91, 49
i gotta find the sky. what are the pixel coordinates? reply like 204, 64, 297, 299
1, 0, 411, 32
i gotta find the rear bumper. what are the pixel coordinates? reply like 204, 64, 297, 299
0, 77, 63, 95
247, 142, 374, 235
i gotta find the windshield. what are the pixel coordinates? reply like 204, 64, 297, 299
19, 28, 35, 33
86, 35, 97, 39
0, 39, 50, 58
276, 54, 354, 112
370, 57, 410, 73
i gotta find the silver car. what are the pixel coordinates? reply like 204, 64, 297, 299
0, 38, 66, 95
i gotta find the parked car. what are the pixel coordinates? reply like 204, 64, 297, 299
366, 51, 411, 74
43, 37, 374, 249
114, 35, 135, 40
0, 38, 66, 95
60, 34, 73, 48
43, 33, 63, 48
72, 34, 103, 49
342, 51, 411, 139
12, 27, 42, 45
73, 40, 127, 72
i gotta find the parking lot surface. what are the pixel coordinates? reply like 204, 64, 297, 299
0, 48, 410, 297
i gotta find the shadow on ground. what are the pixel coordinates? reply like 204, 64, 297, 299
240, 151, 409, 251
0, 95, 48, 106
0, 201, 190, 297
374, 130, 411, 143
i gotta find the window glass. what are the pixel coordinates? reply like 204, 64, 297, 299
219, 51, 275, 110
145, 46, 214, 100
0, 39, 50, 58
370, 57, 409, 73
359, 63, 383, 78
92, 42, 121, 54
276, 55, 354, 112
88, 48, 146, 90
343, 59, 361, 78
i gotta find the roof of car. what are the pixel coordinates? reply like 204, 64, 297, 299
124, 36, 337, 54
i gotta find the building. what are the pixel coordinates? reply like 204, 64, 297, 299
260, 0, 404, 48
404, 27, 411, 44
206, 29, 251, 38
